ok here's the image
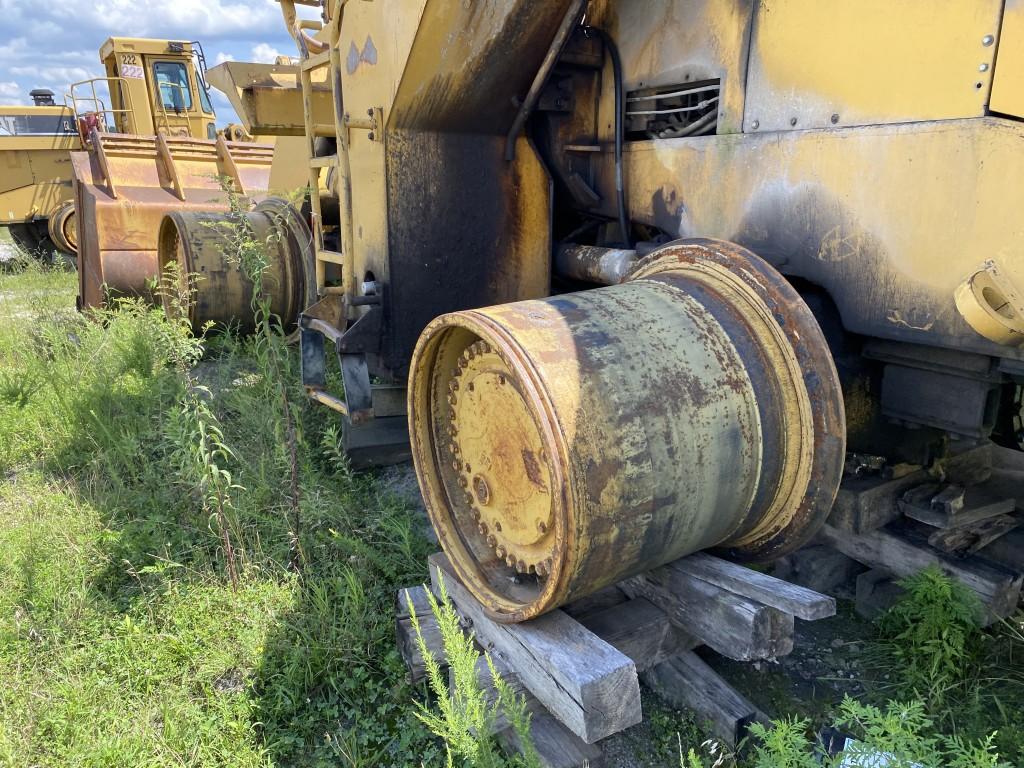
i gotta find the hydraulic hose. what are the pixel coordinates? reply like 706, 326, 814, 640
586, 27, 630, 248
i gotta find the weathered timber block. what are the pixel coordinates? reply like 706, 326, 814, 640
671, 553, 835, 621
977, 521, 1024, 571
854, 569, 905, 620
829, 443, 996, 534
396, 586, 444, 684
829, 470, 929, 533
562, 585, 628, 621
578, 596, 696, 671
471, 656, 605, 768
396, 584, 434, 620
928, 515, 1020, 555
819, 524, 1022, 624
902, 484, 1016, 529
620, 564, 794, 662
785, 545, 865, 594
429, 553, 641, 744
497, 711, 605, 768
941, 442, 995, 485
641, 651, 768, 747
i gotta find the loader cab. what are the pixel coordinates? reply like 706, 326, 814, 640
85, 37, 217, 140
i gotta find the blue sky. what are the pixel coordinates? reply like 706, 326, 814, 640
0, 0, 309, 124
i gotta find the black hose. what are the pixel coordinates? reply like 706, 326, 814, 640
586, 27, 630, 248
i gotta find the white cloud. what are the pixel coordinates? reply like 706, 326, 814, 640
0, 0, 298, 125
0, 80, 20, 106
250, 43, 282, 64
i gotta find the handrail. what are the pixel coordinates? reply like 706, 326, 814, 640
153, 81, 194, 134
66, 77, 136, 141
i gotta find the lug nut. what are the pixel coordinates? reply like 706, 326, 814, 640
487, 534, 497, 547
496, 545, 506, 559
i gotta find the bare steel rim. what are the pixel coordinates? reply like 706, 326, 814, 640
156, 197, 316, 334
409, 238, 845, 622
409, 311, 575, 623
48, 202, 78, 255
629, 238, 846, 561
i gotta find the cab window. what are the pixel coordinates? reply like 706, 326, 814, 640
197, 77, 215, 115
153, 61, 193, 112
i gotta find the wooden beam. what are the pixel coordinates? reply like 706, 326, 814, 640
429, 553, 641, 744
472, 657, 605, 768
670, 553, 836, 621
901, 484, 1016, 529
620, 565, 794, 662
819, 523, 1022, 624
928, 515, 1020, 555
829, 470, 927, 533
641, 652, 768, 747
395, 586, 443, 684
578, 596, 696, 671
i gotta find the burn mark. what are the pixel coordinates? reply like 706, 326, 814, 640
585, 456, 621, 503
521, 449, 547, 490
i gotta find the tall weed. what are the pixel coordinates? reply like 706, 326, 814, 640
408, 574, 539, 768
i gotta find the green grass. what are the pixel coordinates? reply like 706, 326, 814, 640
0, 264, 442, 766
1, 262, 1022, 767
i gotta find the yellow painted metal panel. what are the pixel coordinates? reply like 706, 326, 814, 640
992, 0, 1024, 118
743, 0, 1003, 131
593, 118, 1024, 359
607, 0, 756, 135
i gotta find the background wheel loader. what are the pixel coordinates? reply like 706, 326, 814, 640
1, 38, 232, 262
179, 0, 1024, 622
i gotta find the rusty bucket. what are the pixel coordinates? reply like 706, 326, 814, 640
408, 239, 845, 622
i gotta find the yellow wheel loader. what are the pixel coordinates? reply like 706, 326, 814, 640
1, 38, 234, 263
66, 37, 283, 312
0, 90, 79, 259
174, 0, 1024, 622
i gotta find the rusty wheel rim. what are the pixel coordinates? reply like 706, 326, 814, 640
409, 313, 573, 622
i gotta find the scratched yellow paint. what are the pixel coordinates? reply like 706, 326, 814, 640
596, 118, 1024, 356
744, 0, 1002, 131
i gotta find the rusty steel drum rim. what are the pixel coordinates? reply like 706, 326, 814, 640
409, 309, 576, 623
157, 212, 200, 326
629, 238, 846, 561
48, 202, 79, 255
156, 199, 316, 334
255, 197, 318, 331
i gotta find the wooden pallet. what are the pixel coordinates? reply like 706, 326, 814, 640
396, 551, 835, 767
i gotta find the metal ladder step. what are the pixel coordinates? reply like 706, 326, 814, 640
301, 50, 332, 72
317, 250, 345, 265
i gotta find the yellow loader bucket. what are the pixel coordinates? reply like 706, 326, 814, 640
71, 129, 273, 311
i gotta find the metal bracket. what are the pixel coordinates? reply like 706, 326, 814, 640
344, 106, 384, 142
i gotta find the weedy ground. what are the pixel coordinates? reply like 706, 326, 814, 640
0, 261, 1021, 767
0, 263, 444, 766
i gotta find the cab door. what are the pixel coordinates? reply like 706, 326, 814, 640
146, 58, 195, 136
